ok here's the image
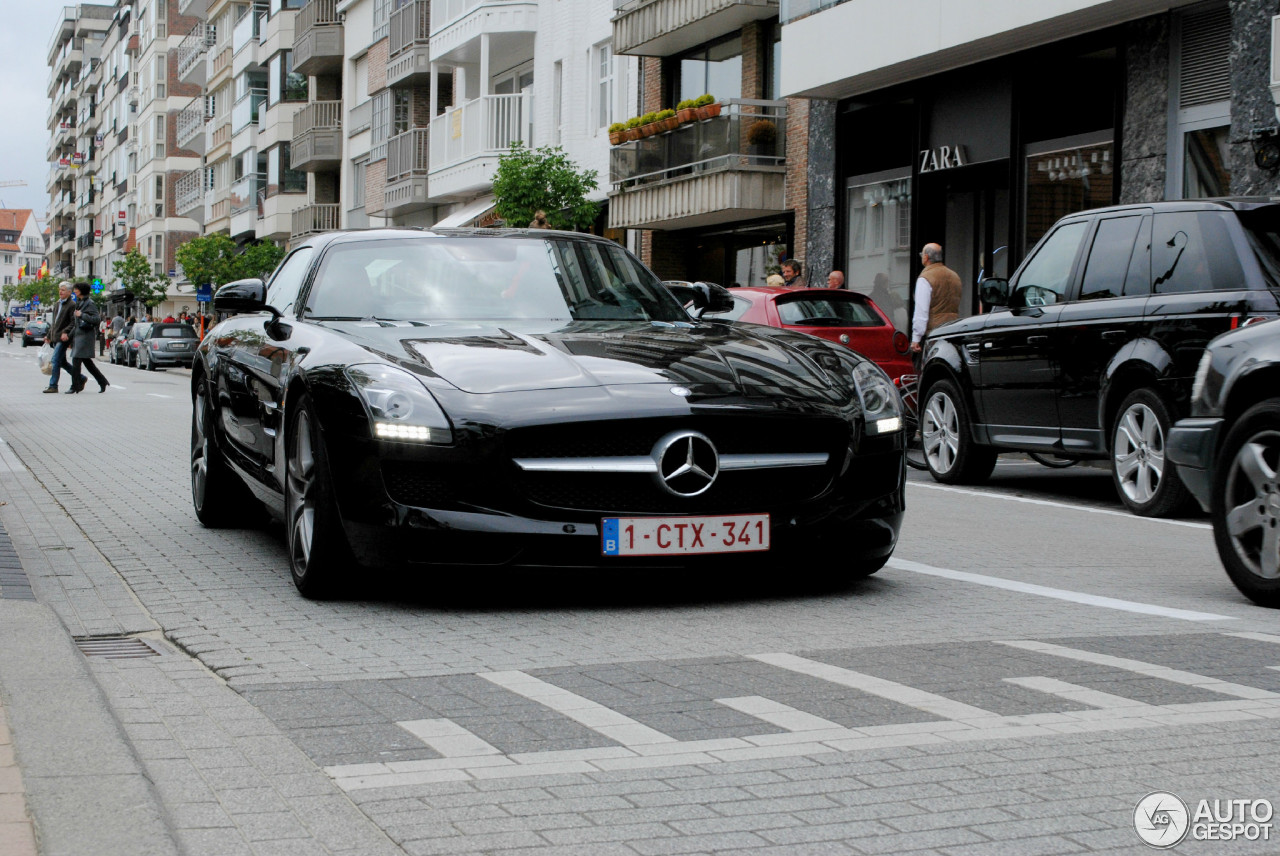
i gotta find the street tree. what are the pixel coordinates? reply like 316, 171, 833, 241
234, 240, 286, 282
492, 143, 599, 231
174, 233, 240, 290
113, 247, 170, 312
1, 277, 57, 311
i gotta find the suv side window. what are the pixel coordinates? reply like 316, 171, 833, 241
1080, 216, 1142, 301
1152, 212, 1246, 293
1123, 215, 1152, 296
1013, 221, 1088, 306
266, 247, 315, 315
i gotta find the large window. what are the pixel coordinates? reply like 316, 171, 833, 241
845, 168, 912, 331
1024, 134, 1113, 252
393, 88, 410, 136
676, 35, 742, 105
1170, 5, 1231, 198
595, 43, 613, 129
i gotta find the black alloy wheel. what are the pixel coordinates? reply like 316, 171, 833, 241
1211, 398, 1280, 608
191, 377, 258, 528
921, 379, 997, 485
285, 393, 353, 598
1110, 388, 1191, 517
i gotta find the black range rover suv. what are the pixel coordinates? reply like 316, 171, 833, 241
917, 199, 1280, 517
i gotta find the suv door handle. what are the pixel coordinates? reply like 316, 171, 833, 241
1101, 330, 1126, 343
1027, 335, 1049, 345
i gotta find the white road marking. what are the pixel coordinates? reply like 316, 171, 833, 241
479, 670, 677, 746
997, 640, 1280, 699
908, 481, 1212, 529
397, 719, 502, 757
748, 652, 997, 720
145, 393, 172, 399
1003, 676, 1156, 710
1227, 632, 1280, 646
716, 696, 844, 733
888, 558, 1234, 622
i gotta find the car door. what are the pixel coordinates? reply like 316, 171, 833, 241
977, 219, 1089, 445
1054, 213, 1152, 452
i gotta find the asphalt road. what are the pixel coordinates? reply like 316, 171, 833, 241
0, 340, 1278, 856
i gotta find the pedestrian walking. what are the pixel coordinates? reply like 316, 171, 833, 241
910, 242, 961, 355
43, 281, 77, 394
67, 283, 109, 394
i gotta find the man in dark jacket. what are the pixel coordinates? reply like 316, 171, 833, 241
44, 281, 77, 393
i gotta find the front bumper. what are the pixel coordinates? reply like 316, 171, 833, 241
1167, 417, 1223, 512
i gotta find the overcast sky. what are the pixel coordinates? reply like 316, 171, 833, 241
0, 1, 97, 222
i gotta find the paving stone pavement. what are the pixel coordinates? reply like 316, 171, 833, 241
0, 345, 1278, 854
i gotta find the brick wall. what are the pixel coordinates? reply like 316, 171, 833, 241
786, 97, 809, 267
368, 38, 388, 97
366, 159, 386, 214
642, 57, 662, 114
165, 229, 196, 274
167, 109, 198, 159
167, 0, 202, 100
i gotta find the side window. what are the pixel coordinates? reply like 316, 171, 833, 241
1080, 216, 1142, 301
1123, 215, 1152, 296
266, 247, 314, 315
1152, 212, 1246, 294
1013, 221, 1088, 306
703, 297, 752, 322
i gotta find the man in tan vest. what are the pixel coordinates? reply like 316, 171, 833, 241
910, 243, 961, 355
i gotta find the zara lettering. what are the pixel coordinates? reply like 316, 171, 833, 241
919, 144, 967, 173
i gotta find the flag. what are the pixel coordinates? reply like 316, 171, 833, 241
37, 261, 48, 280
17, 265, 25, 280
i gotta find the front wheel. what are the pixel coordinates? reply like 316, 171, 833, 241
1110, 388, 1190, 517
286, 393, 355, 598
1211, 398, 1280, 608
921, 379, 997, 484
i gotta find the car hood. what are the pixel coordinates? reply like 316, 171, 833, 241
328, 319, 856, 401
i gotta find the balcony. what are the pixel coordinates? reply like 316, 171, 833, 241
232, 4, 266, 70
293, 0, 343, 76
429, 0, 536, 63
210, 45, 232, 84
291, 101, 342, 172
230, 172, 264, 238
385, 129, 430, 216
291, 203, 340, 239
386, 0, 430, 87
428, 93, 531, 200
177, 22, 216, 84
208, 195, 230, 229
177, 99, 211, 151
231, 88, 267, 134
608, 99, 787, 230
207, 115, 232, 159
612, 0, 777, 56
176, 168, 206, 220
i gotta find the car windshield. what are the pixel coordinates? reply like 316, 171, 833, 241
1237, 208, 1280, 290
304, 237, 688, 323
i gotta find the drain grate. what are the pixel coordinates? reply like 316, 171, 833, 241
74, 636, 163, 659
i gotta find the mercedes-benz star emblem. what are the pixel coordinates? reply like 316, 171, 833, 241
652, 431, 719, 497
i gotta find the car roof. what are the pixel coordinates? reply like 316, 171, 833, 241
1054, 197, 1280, 223
293, 227, 621, 253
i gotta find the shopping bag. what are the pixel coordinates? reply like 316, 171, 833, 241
38, 343, 53, 376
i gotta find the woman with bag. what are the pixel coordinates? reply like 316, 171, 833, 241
67, 282, 109, 393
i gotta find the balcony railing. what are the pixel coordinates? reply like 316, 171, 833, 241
177, 22, 216, 79
211, 46, 231, 79
233, 4, 266, 55
231, 88, 267, 133
177, 100, 211, 148
387, 128, 430, 180
389, 0, 430, 55
209, 116, 232, 150
295, 100, 342, 134
230, 172, 265, 215
612, 0, 779, 56
291, 203, 340, 238
176, 168, 206, 215
297, 0, 340, 31
429, 93, 531, 173
430, 0, 520, 34
210, 197, 230, 222
609, 99, 785, 185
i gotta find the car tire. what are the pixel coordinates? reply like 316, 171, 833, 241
1110, 388, 1191, 517
921, 379, 997, 485
285, 393, 354, 599
147, 355, 157, 371
1210, 398, 1280, 608
191, 377, 258, 528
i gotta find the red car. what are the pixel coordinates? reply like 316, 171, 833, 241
701, 286, 913, 384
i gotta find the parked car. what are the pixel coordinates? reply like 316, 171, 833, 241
917, 199, 1280, 516
192, 229, 907, 598
677, 284, 913, 384
138, 322, 198, 370
113, 323, 150, 367
1168, 318, 1280, 607
22, 321, 47, 347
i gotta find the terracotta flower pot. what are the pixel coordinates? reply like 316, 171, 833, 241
642, 122, 661, 138
702, 102, 722, 119
624, 128, 641, 142
677, 108, 698, 124
609, 131, 625, 145
662, 117, 679, 132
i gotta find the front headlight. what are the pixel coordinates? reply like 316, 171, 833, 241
852, 361, 903, 435
346, 364, 453, 444
1190, 351, 1212, 405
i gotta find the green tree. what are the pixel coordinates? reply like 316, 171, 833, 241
1, 278, 58, 311
112, 248, 170, 311
234, 240, 286, 282
175, 233, 240, 290
492, 143, 599, 231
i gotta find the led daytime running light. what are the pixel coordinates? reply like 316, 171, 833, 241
374, 422, 433, 441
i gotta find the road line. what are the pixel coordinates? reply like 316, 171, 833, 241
397, 719, 503, 757
716, 696, 844, 732
908, 481, 1211, 529
997, 640, 1280, 699
749, 653, 997, 720
1226, 632, 1280, 646
888, 558, 1235, 622
145, 393, 172, 399
1003, 676, 1156, 709
479, 671, 677, 746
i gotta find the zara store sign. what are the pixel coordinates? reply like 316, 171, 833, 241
919, 144, 967, 173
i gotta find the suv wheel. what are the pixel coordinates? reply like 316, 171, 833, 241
1211, 398, 1280, 608
921, 379, 997, 485
1110, 388, 1191, 517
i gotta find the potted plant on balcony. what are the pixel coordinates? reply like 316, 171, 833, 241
637, 112, 661, 138
695, 94, 721, 120
608, 122, 627, 145
746, 118, 778, 164
624, 116, 644, 142
656, 109, 678, 132
676, 99, 699, 124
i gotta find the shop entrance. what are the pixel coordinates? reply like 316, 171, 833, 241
918, 160, 1011, 318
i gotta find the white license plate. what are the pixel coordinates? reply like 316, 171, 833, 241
169, 343, 189, 349
602, 514, 769, 557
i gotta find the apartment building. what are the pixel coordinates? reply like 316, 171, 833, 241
0, 212, 47, 289
608, 0, 795, 287
779, 0, 1280, 330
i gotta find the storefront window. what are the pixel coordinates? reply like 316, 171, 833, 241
1183, 126, 1230, 198
678, 36, 742, 105
845, 169, 912, 332
1024, 136, 1113, 252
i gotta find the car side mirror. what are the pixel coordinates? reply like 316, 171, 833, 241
980, 277, 1010, 308
687, 282, 734, 318
214, 278, 268, 314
